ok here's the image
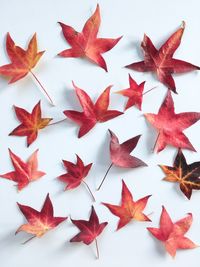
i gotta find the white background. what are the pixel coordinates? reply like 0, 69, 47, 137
0, 0, 200, 266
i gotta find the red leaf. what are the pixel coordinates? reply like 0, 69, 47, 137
0, 33, 54, 104
97, 130, 147, 190
63, 82, 123, 137
58, 155, 95, 201
9, 101, 52, 146
70, 206, 108, 258
126, 22, 200, 92
109, 130, 147, 168
102, 180, 151, 230
145, 91, 200, 152
147, 206, 197, 257
58, 4, 122, 71
16, 194, 67, 242
116, 74, 145, 110
0, 149, 45, 191
0, 33, 44, 83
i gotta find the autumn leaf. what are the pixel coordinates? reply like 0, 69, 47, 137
116, 74, 145, 110
147, 206, 197, 257
16, 193, 67, 243
9, 101, 52, 147
70, 206, 108, 259
0, 33, 54, 104
159, 149, 200, 199
97, 129, 147, 190
58, 154, 95, 201
64, 82, 123, 138
58, 4, 122, 71
102, 180, 151, 230
0, 149, 45, 191
145, 91, 200, 152
126, 21, 200, 92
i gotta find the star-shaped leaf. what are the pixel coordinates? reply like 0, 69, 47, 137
102, 180, 151, 230
58, 154, 95, 201
70, 206, 108, 258
0, 33, 44, 83
159, 149, 200, 199
64, 82, 123, 138
0, 149, 45, 191
58, 4, 122, 71
9, 101, 52, 146
145, 91, 200, 152
126, 22, 200, 92
147, 206, 197, 257
0, 33, 53, 104
16, 193, 67, 243
116, 74, 145, 110
97, 130, 147, 190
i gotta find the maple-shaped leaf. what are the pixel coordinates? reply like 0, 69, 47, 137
145, 91, 200, 152
58, 154, 95, 201
16, 193, 67, 243
0, 149, 45, 191
58, 4, 122, 71
159, 149, 200, 199
97, 130, 147, 190
63, 82, 123, 138
126, 22, 200, 92
70, 206, 108, 259
102, 180, 151, 230
147, 206, 197, 257
0, 33, 54, 104
116, 74, 145, 110
9, 101, 52, 147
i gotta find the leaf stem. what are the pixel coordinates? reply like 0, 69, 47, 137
30, 70, 54, 106
47, 118, 67, 127
95, 238, 99, 259
22, 235, 36, 244
82, 181, 96, 202
142, 86, 157, 96
152, 133, 160, 152
97, 163, 113, 191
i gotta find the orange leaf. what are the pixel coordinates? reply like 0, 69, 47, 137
0, 33, 54, 104
147, 206, 198, 257
159, 149, 200, 199
9, 101, 52, 146
102, 180, 151, 230
0, 33, 44, 83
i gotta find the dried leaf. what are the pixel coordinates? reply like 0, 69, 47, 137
159, 149, 200, 199
147, 206, 197, 257
70, 206, 107, 258
102, 180, 151, 230
145, 91, 200, 152
0, 149, 45, 191
58, 4, 122, 71
16, 194, 67, 242
64, 82, 123, 138
126, 22, 200, 92
9, 101, 52, 146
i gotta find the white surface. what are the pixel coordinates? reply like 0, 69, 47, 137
0, 0, 200, 266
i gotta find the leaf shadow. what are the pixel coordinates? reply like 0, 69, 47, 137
143, 119, 158, 155
61, 87, 80, 110
148, 234, 167, 258
95, 131, 110, 166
